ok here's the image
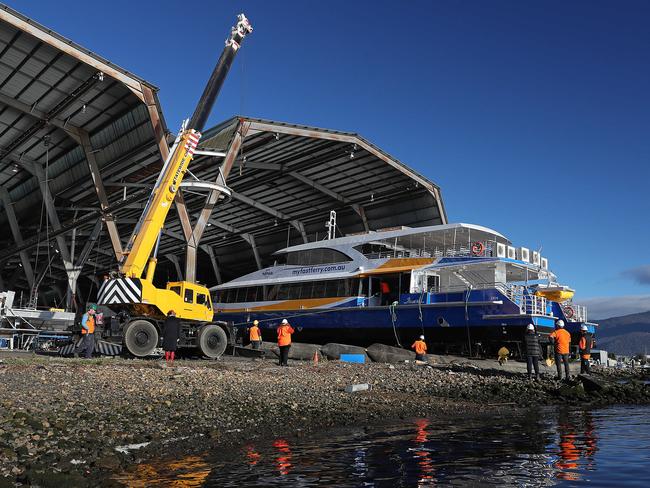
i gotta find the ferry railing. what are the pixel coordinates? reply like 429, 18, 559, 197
362, 241, 496, 261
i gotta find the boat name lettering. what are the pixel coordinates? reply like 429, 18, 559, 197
291, 265, 346, 276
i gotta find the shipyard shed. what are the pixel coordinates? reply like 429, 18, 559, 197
0, 4, 447, 310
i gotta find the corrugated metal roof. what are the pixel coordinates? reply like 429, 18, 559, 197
0, 7, 448, 308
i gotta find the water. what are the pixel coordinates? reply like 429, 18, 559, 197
116, 406, 649, 487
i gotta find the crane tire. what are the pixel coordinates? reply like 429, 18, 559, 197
197, 324, 228, 359
123, 320, 158, 357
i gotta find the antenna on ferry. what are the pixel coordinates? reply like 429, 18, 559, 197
326, 210, 337, 240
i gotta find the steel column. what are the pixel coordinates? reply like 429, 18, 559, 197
205, 246, 223, 284
184, 121, 249, 282
0, 187, 35, 287
77, 129, 124, 259
241, 233, 262, 270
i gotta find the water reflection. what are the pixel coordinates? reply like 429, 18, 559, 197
554, 409, 599, 481
273, 439, 293, 476
115, 406, 650, 487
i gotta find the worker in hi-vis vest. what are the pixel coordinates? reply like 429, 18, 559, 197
549, 320, 572, 380
411, 335, 427, 361
76, 304, 96, 359
277, 319, 295, 366
249, 320, 262, 350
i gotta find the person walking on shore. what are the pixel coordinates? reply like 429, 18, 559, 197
550, 319, 571, 380
524, 324, 542, 380
249, 320, 262, 350
277, 319, 294, 367
76, 304, 96, 358
578, 325, 595, 374
411, 335, 427, 361
162, 310, 181, 366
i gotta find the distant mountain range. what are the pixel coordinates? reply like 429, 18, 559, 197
592, 310, 650, 356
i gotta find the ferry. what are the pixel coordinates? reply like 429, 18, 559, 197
211, 223, 596, 354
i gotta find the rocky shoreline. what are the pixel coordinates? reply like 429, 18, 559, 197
0, 354, 648, 486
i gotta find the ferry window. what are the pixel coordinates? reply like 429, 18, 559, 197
288, 283, 303, 300
267, 285, 279, 301
184, 289, 193, 303
300, 282, 314, 299
232, 288, 242, 303
337, 279, 347, 297
170, 286, 181, 296
312, 281, 326, 298
246, 287, 259, 302
276, 284, 289, 300
325, 280, 338, 297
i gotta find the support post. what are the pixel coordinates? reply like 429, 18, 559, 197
184, 121, 249, 282
241, 233, 262, 270
205, 246, 223, 284
77, 129, 124, 259
0, 187, 35, 288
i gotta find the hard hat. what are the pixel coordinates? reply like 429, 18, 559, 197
253, 320, 259, 325
419, 335, 425, 340
527, 324, 535, 331
580, 325, 588, 331
556, 320, 565, 328
89, 304, 97, 310
281, 319, 288, 324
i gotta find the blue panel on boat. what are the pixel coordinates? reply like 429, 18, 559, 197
340, 354, 365, 364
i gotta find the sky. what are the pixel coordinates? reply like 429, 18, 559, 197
12, 0, 650, 318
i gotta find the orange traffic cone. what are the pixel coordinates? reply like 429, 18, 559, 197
313, 350, 319, 365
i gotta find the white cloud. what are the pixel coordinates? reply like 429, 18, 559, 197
576, 294, 650, 320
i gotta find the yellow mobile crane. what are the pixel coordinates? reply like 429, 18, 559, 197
97, 14, 252, 357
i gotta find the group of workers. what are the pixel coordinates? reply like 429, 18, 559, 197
247, 318, 296, 366
524, 319, 595, 381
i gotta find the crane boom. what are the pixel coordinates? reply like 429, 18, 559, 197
120, 13, 253, 278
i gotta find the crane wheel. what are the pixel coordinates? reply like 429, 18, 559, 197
124, 320, 158, 357
197, 324, 227, 358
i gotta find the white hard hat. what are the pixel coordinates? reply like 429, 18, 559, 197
281, 319, 288, 324
580, 325, 588, 331
556, 320, 565, 328
527, 324, 535, 331
419, 335, 425, 340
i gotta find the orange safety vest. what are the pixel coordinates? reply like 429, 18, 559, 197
411, 340, 427, 355
550, 328, 571, 355
277, 325, 294, 346
81, 315, 95, 335
579, 336, 594, 360
249, 325, 261, 342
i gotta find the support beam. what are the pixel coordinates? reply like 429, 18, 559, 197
290, 220, 308, 244
0, 91, 83, 143
288, 171, 368, 232
184, 121, 249, 282
77, 129, 124, 260
240, 233, 262, 270
205, 246, 222, 284
165, 254, 183, 281
352, 204, 370, 233
0, 187, 35, 287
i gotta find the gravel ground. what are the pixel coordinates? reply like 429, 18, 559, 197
0, 354, 648, 486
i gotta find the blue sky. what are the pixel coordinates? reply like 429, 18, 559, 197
15, 0, 650, 317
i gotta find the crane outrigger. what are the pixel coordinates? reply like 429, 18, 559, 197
97, 13, 252, 357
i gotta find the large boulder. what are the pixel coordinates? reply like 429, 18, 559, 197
366, 343, 416, 363
259, 341, 279, 358
321, 343, 368, 361
287, 342, 322, 360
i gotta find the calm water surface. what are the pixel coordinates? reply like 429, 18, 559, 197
117, 406, 649, 487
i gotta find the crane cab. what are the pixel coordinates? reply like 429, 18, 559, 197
164, 281, 214, 322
